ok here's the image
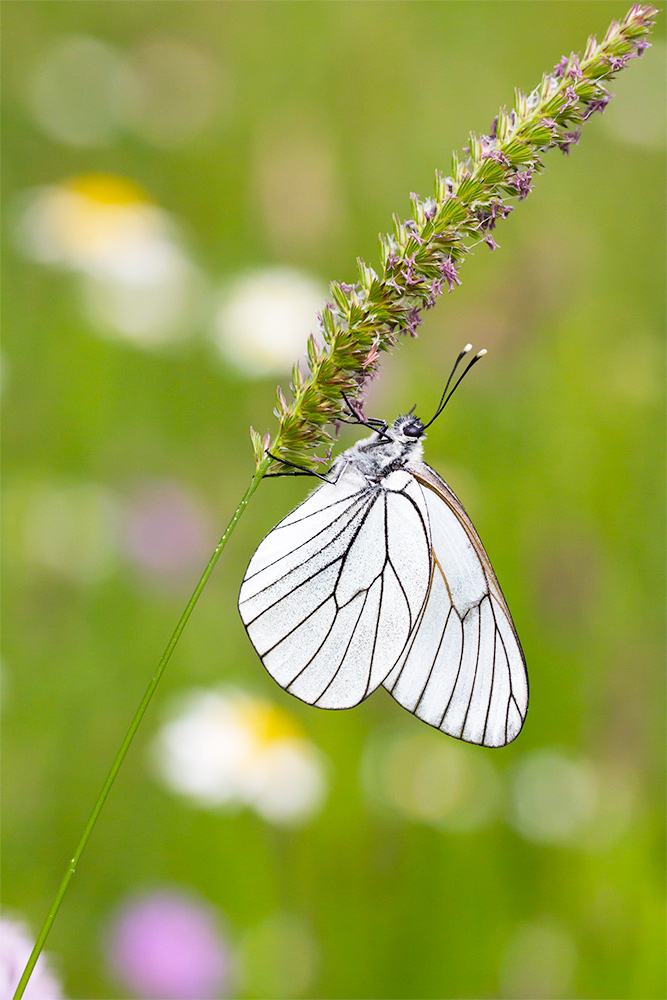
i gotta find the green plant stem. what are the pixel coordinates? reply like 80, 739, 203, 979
13, 459, 270, 1000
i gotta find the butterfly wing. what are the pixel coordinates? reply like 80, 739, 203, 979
383, 463, 528, 746
239, 469, 432, 709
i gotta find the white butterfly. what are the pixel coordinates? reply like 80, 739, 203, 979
239, 347, 528, 747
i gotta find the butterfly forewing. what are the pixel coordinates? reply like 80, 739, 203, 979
239, 469, 432, 710
383, 463, 528, 746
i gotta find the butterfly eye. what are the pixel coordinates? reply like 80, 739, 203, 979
403, 421, 423, 438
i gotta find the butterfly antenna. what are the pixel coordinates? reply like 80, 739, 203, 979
423, 344, 486, 429
422, 344, 472, 428
444, 346, 486, 404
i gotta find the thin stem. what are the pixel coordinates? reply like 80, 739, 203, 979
13, 459, 270, 1000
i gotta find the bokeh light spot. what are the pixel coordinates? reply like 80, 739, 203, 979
499, 917, 577, 999
238, 912, 319, 999
23, 479, 121, 585
120, 480, 215, 588
510, 749, 598, 844
116, 38, 227, 148
28, 35, 125, 147
254, 122, 343, 254
362, 729, 502, 832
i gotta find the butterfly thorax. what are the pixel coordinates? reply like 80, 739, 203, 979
334, 414, 426, 484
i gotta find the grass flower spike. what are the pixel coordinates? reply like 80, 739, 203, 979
260, 2, 658, 473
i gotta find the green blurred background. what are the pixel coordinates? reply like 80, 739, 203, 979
3, 3, 665, 998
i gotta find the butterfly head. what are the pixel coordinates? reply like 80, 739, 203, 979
391, 413, 425, 441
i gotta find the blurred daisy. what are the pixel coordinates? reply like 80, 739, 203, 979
577, 761, 637, 852
152, 688, 328, 826
104, 889, 231, 1000
361, 729, 502, 833
16, 174, 201, 347
0, 915, 64, 1000
211, 267, 326, 377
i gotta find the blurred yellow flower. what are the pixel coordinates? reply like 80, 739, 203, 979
19, 174, 157, 270
16, 173, 202, 346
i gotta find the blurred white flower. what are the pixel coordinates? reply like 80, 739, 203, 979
361, 730, 502, 833
152, 688, 328, 826
0, 915, 64, 1000
16, 174, 202, 347
18, 174, 151, 272
22, 479, 121, 585
498, 918, 577, 999
211, 268, 326, 377
509, 748, 598, 845
238, 912, 319, 999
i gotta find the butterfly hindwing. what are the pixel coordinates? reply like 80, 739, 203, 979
383, 463, 528, 746
239, 469, 432, 709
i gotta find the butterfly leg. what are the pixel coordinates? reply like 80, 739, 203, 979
340, 392, 392, 442
265, 472, 324, 478
265, 450, 342, 484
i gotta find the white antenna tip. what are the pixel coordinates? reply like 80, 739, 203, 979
463, 343, 473, 353
477, 348, 487, 357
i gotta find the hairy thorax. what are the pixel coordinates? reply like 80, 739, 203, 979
333, 424, 426, 485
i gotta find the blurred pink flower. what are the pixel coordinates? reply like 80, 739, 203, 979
0, 916, 64, 1000
120, 481, 214, 584
105, 889, 230, 1000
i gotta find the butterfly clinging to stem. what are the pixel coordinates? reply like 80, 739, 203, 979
239, 345, 528, 747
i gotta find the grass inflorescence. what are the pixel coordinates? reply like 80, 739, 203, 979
254, 2, 658, 473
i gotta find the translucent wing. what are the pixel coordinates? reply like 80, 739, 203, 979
239, 469, 431, 709
383, 463, 528, 746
